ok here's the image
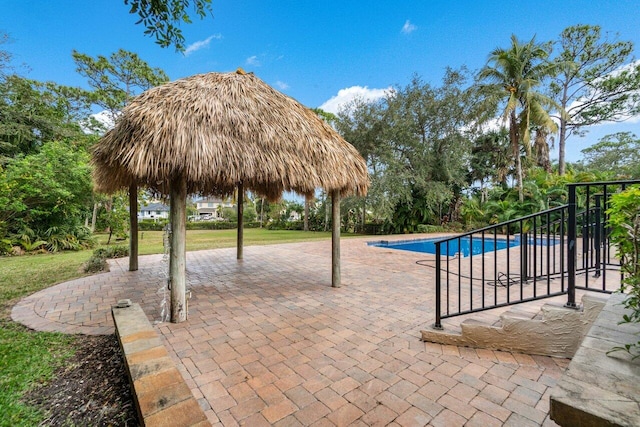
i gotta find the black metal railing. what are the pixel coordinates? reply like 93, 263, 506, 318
432, 206, 568, 328
432, 179, 640, 329
567, 180, 640, 303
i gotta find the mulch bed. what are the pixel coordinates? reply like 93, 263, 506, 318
25, 334, 140, 426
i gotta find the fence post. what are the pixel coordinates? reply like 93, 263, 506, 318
566, 184, 577, 308
433, 242, 443, 329
594, 194, 602, 278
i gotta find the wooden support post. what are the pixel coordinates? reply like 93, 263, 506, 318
304, 194, 310, 231
331, 190, 341, 288
169, 176, 187, 323
128, 183, 138, 271
237, 182, 244, 260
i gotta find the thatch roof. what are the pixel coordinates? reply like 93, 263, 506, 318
92, 70, 368, 200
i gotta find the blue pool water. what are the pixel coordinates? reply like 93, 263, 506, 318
369, 236, 520, 257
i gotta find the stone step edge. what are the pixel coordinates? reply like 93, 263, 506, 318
420, 294, 608, 358
112, 301, 210, 427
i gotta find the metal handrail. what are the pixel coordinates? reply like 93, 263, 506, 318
431, 179, 640, 329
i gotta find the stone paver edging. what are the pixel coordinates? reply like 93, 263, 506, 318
112, 301, 209, 427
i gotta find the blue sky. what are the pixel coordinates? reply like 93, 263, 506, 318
3, 0, 640, 163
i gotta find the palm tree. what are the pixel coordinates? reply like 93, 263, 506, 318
478, 35, 557, 201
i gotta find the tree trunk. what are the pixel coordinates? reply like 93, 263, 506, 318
304, 194, 310, 231
129, 183, 138, 271
534, 128, 552, 173
558, 119, 567, 175
510, 110, 524, 202
169, 176, 187, 323
237, 182, 244, 260
90, 202, 99, 233
331, 191, 341, 288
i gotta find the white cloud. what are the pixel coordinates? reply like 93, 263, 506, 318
275, 81, 289, 90
401, 20, 417, 34
81, 110, 117, 134
246, 55, 261, 66
319, 86, 392, 115
184, 34, 221, 56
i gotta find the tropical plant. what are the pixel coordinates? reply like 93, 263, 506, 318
0, 141, 94, 252
607, 186, 640, 357
469, 128, 512, 196
477, 35, 557, 201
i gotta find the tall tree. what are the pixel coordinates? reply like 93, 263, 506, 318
73, 49, 168, 245
0, 32, 12, 78
580, 132, 640, 177
478, 35, 556, 201
124, 0, 213, 50
336, 69, 477, 230
469, 129, 512, 199
73, 49, 169, 125
551, 24, 640, 175
0, 76, 91, 164
335, 99, 389, 225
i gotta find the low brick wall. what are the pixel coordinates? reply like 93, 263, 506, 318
112, 302, 209, 427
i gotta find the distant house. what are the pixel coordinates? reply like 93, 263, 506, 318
289, 211, 302, 221
196, 197, 234, 219
138, 202, 170, 221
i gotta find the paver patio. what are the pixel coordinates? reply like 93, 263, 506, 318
13, 235, 578, 426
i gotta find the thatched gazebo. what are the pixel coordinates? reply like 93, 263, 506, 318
92, 69, 368, 323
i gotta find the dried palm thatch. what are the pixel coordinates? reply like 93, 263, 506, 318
92, 70, 368, 200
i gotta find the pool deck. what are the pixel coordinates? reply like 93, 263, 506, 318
12, 234, 597, 426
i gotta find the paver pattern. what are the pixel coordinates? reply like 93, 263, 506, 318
13, 236, 568, 426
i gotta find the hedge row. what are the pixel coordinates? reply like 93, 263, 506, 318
137, 220, 263, 231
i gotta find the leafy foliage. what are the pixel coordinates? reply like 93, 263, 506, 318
123, 0, 213, 50
83, 246, 129, 273
477, 35, 557, 201
581, 132, 640, 178
335, 69, 479, 231
72, 49, 169, 127
607, 186, 640, 357
469, 128, 512, 190
0, 76, 92, 164
0, 141, 95, 253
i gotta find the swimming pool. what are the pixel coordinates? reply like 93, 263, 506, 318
369, 236, 520, 257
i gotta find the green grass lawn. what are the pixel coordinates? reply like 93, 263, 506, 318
0, 228, 335, 425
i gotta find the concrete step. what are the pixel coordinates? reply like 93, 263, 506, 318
421, 294, 609, 358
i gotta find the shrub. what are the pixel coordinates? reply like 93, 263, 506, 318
83, 245, 129, 273
138, 220, 168, 231
607, 186, 640, 357
83, 255, 108, 273
416, 224, 447, 234
267, 220, 304, 231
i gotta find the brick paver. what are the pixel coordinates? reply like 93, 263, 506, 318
11, 236, 569, 425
